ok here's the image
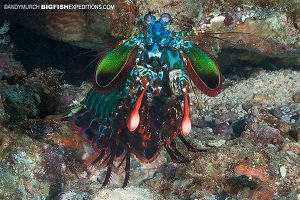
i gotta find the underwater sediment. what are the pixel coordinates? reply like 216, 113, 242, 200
0, 0, 300, 199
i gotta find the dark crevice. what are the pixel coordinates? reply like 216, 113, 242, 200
217, 47, 300, 78
2, 20, 98, 85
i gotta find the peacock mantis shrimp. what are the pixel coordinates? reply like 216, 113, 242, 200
72, 13, 222, 187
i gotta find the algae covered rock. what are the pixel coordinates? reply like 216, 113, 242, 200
0, 82, 39, 122
0, 127, 50, 199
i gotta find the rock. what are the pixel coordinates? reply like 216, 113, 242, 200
214, 111, 240, 123
0, 128, 51, 199
283, 142, 300, 154
293, 92, 300, 103
224, 15, 234, 26
0, 21, 10, 46
253, 94, 276, 104
0, 52, 26, 79
0, 82, 39, 122
270, 107, 285, 119
191, 99, 205, 110
0, 97, 8, 124
259, 112, 292, 134
276, 122, 292, 135
172, 179, 193, 195
252, 125, 284, 145
207, 139, 226, 147
0, 127, 13, 149
234, 164, 270, 185
252, 186, 274, 200
213, 122, 233, 137
0, 67, 67, 123
59, 191, 90, 200
25, 68, 63, 118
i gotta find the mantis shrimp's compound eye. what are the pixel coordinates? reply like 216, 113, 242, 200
159, 13, 171, 26
144, 14, 156, 25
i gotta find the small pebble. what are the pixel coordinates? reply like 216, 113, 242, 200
253, 94, 275, 103
292, 92, 300, 103
279, 165, 287, 179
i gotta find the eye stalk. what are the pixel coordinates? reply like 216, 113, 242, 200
159, 13, 171, 26
144, 14, 156, 25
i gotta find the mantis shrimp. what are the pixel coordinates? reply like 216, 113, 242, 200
73, 13, 222, 187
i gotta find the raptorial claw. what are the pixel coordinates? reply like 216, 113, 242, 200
127, 77, 149, 131
181, 84, 191, 137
